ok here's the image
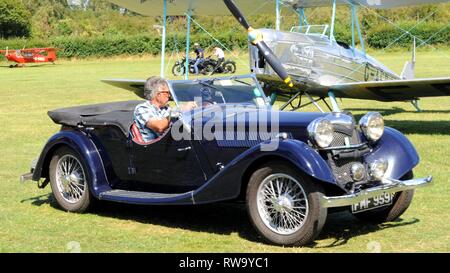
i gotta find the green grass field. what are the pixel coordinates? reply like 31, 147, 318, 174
0, 49, 449, 252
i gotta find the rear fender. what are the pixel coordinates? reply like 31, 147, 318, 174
32, 130, 112, 198
192, 139, 335, 203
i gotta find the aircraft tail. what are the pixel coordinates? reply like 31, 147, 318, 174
47, 48, 57, 62
400, 37, 416, 79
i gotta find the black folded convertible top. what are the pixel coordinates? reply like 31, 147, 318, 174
48, 100, 143, 135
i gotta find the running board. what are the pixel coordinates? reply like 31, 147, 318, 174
98, 189, 195, 205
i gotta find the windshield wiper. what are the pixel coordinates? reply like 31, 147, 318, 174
230, 77, 252, 86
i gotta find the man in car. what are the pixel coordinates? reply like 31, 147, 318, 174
134, 77, 196, 141
193, 43, 204, 75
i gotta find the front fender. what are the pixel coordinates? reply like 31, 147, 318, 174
365, 127, 419, 180
32, 130, 112, 197
192, 139, 335, 203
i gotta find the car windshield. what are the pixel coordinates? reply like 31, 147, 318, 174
169, 76, 269, 109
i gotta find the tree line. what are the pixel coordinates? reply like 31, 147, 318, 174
0, 0, 448, 57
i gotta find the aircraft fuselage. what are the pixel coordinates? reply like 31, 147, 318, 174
250, 28, 400, 96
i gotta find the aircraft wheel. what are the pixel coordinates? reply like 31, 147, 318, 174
49, 146, 93, 213
246, 161, 327, 246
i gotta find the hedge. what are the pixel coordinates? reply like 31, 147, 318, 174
0, 23, 448, 58
367, 22, 450, 48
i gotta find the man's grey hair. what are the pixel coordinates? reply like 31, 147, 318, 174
144, 76, 169, 100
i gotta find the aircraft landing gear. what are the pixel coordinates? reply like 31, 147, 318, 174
411, 99, 422, 112
9, 64, 23, 68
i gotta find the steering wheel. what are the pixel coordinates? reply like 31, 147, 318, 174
200, 87, 215, 107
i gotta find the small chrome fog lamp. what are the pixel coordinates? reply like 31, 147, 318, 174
307, 118, 334, 148
369, 159, 388, 181
350, 162, 366, 182
359, 112, 384, 141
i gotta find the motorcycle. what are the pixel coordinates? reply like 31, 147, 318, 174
172, 57, 236, 76
206, 57, 236, 74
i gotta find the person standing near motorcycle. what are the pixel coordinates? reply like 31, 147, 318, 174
193, 43, 204, 75
212, 47, 225, 71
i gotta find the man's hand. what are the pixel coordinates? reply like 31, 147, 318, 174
180, 101, 198, 111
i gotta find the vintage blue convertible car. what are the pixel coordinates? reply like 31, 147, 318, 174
22, 74, 432, 246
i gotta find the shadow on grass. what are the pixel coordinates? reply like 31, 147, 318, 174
20, 193, 53, 207
22, 194, 421, 247
312, 211, 420, 248
0, 63, 57, 68
385, 120, 450, 135
344, 108, 450, 135
92, 201, 262, 243
346, 107, 450, 118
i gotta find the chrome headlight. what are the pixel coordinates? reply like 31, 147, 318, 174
369, 159, 388, 181
307, 118, 334, 148
359, 112, 384, 141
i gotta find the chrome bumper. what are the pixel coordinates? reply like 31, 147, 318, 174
321, 175, 433, 208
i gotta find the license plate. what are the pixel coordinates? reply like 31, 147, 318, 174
351, 192, 395, 214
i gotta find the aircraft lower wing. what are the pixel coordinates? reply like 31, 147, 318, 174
258, 75, 450, 102
102, 79, 146, 98
326, 77, 450, 102
103, 77, 450, 103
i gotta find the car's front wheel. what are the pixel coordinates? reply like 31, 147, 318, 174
246, 162, 327, 246
49, 146, 93, 212
353, 171, 415, 223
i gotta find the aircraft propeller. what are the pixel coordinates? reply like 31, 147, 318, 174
223, 0, 294, 88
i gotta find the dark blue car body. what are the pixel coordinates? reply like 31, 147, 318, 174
25, 74, 430, 246
30, 104, 418, 205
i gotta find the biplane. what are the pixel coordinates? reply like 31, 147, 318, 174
0, 47, 57, 68
104, 0, 450, 112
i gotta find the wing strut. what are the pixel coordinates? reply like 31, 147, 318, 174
160, 0, 167, 77
328, 91, 341, 112
411, 99, 422, 112
279, 90, 330, 113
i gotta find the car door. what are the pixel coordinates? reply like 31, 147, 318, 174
131, 130, 206, 191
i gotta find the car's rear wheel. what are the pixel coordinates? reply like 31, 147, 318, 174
353, 171, 415, 223
246, 162, 327, 246
49, 146, 93, 212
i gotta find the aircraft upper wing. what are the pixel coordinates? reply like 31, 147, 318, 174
282, 0, 448, 9
107, 0, 448, 16
107, 0, 277, 16
317, 77, 450, 101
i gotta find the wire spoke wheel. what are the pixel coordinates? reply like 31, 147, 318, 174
223, 62, 236, 73
256, 173, 309, 235
55, 154, 86, 204
172, 64, 185, 76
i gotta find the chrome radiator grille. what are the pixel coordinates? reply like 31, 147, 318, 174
327, 128, 366, 187
330, 130, 362, 147
328, 157, 365, 185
